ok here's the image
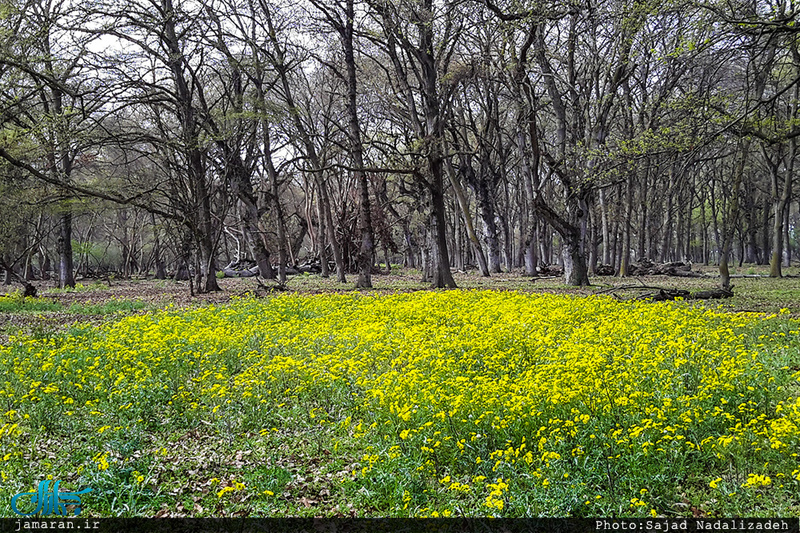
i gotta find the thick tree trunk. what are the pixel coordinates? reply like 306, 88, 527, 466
336, 0, 375, 289
264, 129, 288, 285
525, 218, 539, 276
499, 212, 513, 273
721, 142, 749, 290
761, 198, 771, 265
198, 232, 220, 293
403, 225, 417, 269
194, 173, 221, 293
57, 210, 75, 288
769, 198, 789, 277
588, 205, 598, 275
769, 137, 795, 277
563, 230, 590, 286
475, 181, 502, 274
429, 159, 457, 289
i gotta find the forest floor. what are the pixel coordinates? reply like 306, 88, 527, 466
1, 264, 799, 518
2, 263, 799, 342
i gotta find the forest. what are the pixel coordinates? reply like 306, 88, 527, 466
0, 0, 798, 292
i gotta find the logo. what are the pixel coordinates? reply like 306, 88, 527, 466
11, 480, 92, 516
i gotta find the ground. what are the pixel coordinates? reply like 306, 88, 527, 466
2, 264, 799, 341
0, 265, 798, 518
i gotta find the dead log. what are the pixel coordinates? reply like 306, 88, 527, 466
254, 276, 287, 294
597, 284, 733, 302
221, 268, 256, 278
670, 269, 705, 278
628, 260, 698, 277
690, 288, 734, 300
538, 264, 564, 276
0, 263, 37, 297
635, 289, 691, 301
595, 264, 615, 276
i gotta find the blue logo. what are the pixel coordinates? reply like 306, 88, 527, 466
11, 480, 92, 516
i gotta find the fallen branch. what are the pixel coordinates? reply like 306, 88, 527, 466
254, 276, 287, 294
691, 288, 734, 300
0, 265, 37, 298
595, 285, 734, 302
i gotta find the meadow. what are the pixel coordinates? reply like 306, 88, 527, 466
0, 279, 798, 518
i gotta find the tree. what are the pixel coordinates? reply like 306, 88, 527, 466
0, 0, 105, 288
367, 0, 461, 288
307, 0, 376, 288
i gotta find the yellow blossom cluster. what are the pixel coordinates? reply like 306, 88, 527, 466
0, 291, 798, 516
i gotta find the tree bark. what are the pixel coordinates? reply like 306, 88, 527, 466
445, 158, 490, 276
151, 212, 166, 279
57, 210, 75, 288
340, 0, 374, 289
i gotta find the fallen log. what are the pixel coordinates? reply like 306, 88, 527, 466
669, 269, 705, 278
597, 284, 734, 302
690, 288, 734, 300
538, 264, 564, 276
636, 288, 691, 301
0, 265, 37, 297
628, 260, 701, 277
595, 264, 615, 276
221, 268, 257, 278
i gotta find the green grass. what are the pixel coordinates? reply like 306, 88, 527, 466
0, 292, 61, 313
65, 299, 148, 315
0, 292, 147, 316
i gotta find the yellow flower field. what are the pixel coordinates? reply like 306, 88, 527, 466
0, 291, 798, 516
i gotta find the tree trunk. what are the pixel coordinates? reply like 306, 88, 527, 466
429, 160, 457, 288
151, 212, 166, 279
638, 170, 648, 260
263, 125, 288, 285
600, 189, 611, 265
563, 229, 590, 286
57, 210, 75, 288
197, 230, 220, 293
769, 123, 795, 277
618, 174, 634, 277
24, 252, 35, 281
330, 0, 375, 289
403, 224, 417, 269
661, 169, 674, 263
318, 178, 346, 283
445, 158, 489, 276
721, 142, 749, 290
476, 181, 502, 274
